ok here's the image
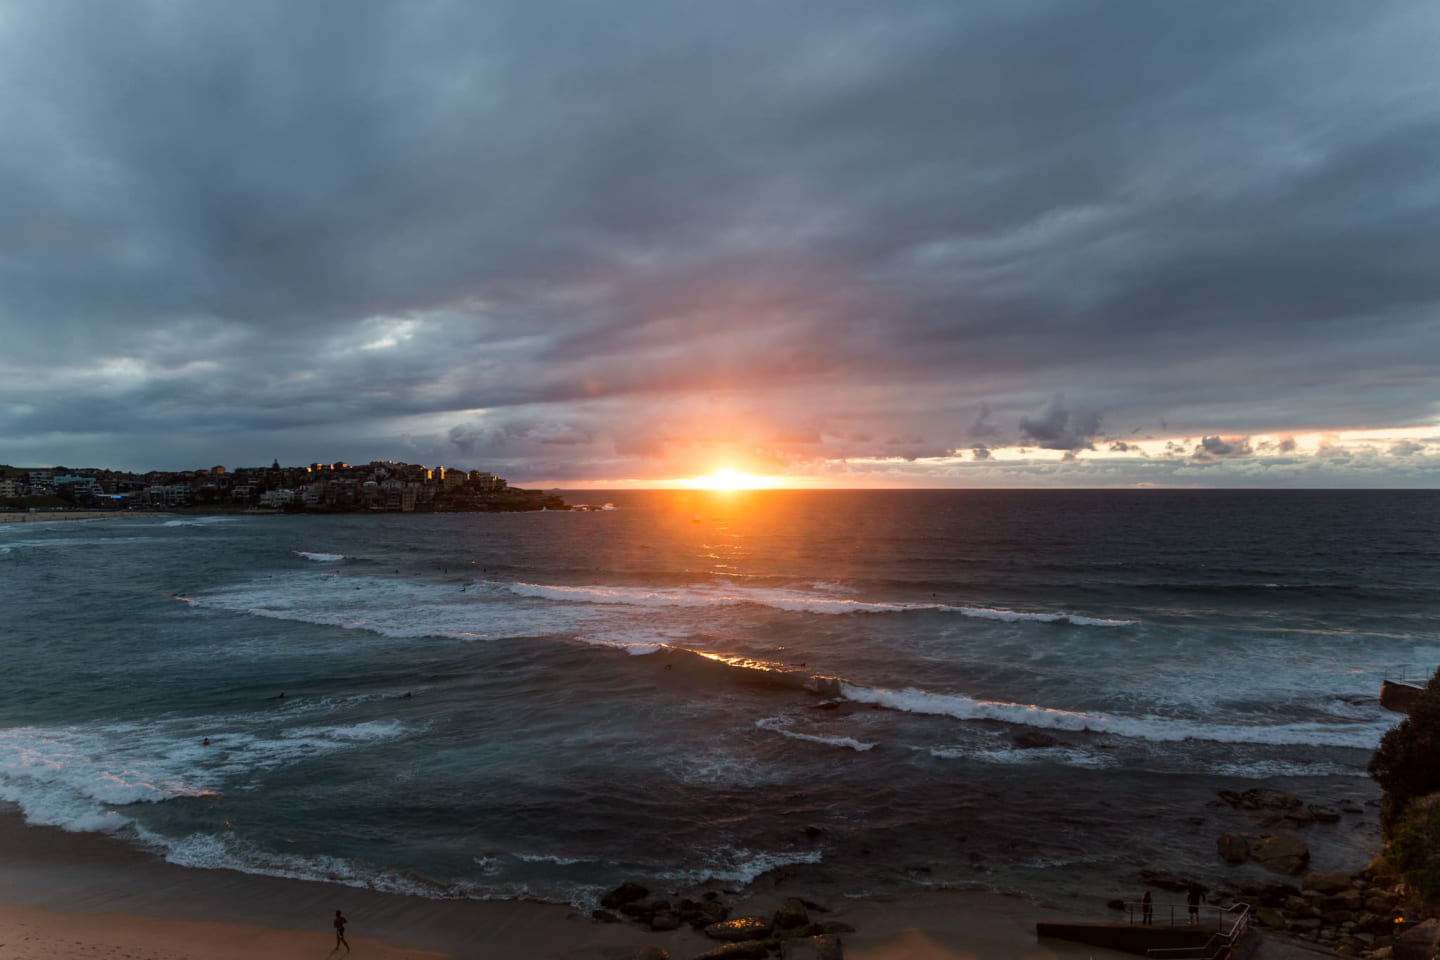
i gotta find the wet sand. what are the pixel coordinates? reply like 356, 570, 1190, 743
0, 809, 1132, 960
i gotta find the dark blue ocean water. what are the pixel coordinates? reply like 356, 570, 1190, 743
2, 490, 1435, 906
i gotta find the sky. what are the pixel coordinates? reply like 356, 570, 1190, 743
2, 1, 1439, 489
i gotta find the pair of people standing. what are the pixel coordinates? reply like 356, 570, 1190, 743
1138, 884, 1204, 926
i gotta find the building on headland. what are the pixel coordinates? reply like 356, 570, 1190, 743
0, 459, 566, 514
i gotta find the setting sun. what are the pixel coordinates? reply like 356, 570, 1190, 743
684, 467, 779, 491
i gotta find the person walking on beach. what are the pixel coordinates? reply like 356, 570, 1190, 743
334, 909, 350, 953
1186, 882, 1204, 925
1141, 890, 1153, 925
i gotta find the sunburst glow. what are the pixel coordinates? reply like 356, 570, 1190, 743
684, 468, 779, 491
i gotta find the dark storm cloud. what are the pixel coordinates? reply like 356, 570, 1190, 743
2, 0, 1439, 480
1018, 395, 1101, 451
1192, 436, 1255, 461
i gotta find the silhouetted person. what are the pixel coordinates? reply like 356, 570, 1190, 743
201, 737, 210, 746
334, 909, 350, 952
1141, 890, 1153, 925
1187, 882, 1204, 925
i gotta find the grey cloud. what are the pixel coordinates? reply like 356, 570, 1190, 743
1192, 436, 1254, 461
969, 403, 999, 438
2, 1, 1439, 481
1019, 395, 1101, 451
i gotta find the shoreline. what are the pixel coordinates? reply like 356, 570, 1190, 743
0, 809, 1129, 960
0, 510, 174, 524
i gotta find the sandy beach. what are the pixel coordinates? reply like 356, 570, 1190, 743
0, 810, 1130, 960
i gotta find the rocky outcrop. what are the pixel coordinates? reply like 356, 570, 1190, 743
1212, 863, 1413, 960
593, 881, 848, 959
1394, 918, 1439, 960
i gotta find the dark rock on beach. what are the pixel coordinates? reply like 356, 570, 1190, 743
1012, 731, 1059, 749
774, 898, 811, 930
691, 941, 771, 960
602, 882, 651, 909
705, 917, 774, 942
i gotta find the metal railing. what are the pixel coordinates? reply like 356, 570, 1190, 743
1120, 901, 1230, 929
1144, 903, 1251, 960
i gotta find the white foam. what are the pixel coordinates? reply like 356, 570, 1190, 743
0, 715, 413, 835
514, 852, 593, 865
755, 716, 876, 752
571, 635, 669, 655
295, 550, 347, 562
504, 581, 1134, 626
927, 743, 1119, 769
841, 683, 1393, 749
188, 575, 599, 641
146, 829, 449, 897
1211, 759, 1369, 779
0, 724, 219, 833
662, 847, 823, 887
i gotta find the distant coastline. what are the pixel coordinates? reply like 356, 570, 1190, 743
1, 459, 570, 514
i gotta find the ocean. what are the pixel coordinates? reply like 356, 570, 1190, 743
1, 490, 1434, 910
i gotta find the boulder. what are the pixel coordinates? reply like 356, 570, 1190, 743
705, 917, 774, 942
621, 950, 671, 960
1320, 890, 1364, 914
1013, 731, 1058, 749
1249, 834, 1311, 875
1258, 881, 1302, 906
692, 941, 772, 960
1364, 892, 1398, 916
1305, 871, 1357, 895
592, 910, 621, 923
775, 899, 811, 930
651, 913, 683, 932
1218, 834, 1250, 863
1395, 919, 1440, 960
776, 924, 827, 941
602, 882, 651, 909
779, 935, 844, 960
1308, 805, 1342, 823
1254, 907, 1287, 928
